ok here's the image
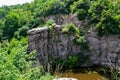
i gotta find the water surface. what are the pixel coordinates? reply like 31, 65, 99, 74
55, 71, 107, 80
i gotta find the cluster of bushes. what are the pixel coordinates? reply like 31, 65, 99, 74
70, 0, 120, 36
0, 0, 120, 42
0, 38, 53, 80
53, 53, 90, 69
0, 0, 77, 41
62, 23, 88, 51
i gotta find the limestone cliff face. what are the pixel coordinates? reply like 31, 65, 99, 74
27, 25, 80, 64
27, 25, 120, 67
27, 14, 120, 67
85, 32, 120, 67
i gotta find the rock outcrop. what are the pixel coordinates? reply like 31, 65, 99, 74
27, 25, 80, 64
85, 32, 120, 67
27, 26, 120, 67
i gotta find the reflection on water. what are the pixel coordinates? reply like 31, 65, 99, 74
55, 71, 107, 80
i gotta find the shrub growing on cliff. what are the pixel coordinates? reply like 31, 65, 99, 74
53, 53, 90, 69
62, 23, 80, 36
46, 19, 55, 26
62, 23, 88, 51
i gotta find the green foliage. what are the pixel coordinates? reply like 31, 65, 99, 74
0, 38, 53, 80
1, 0, 75, 41
0, 0, 120, 41
66, 55, 79, 68
69, 0, 120, 36
88, 0, 120, 36
96, 11, 120, 36
63, 0, 78, 13
34, 0, 66, 16
0, 8, 9, 18
14, 26, 29, 39
77, 9, 87, 20
0, 19, 5, 41
70, 0, 90, 13
62, 23, 80, 36
3, 9, 33, 40
74, 36, 86, 45
54, 53, 90, 69
70, 0, 90, 21
63, 23, 88, 51
40, 73, 54, 80
8, 38, 27, 53
46, 19, 55, 26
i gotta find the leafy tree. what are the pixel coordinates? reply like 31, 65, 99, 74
88, 0, 120, 36
0, 8, 8, 19
34, 0, 66, 16
3, 9, 33, 40
70, 0, 90, 20
0, 38, 53, 80
14, 26, 29, 39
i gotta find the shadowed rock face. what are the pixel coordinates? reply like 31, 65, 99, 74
85, 32, 120, 67
27, 25, 81, 64
27, 25, 120, 67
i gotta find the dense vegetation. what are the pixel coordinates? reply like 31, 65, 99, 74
0, 0, 120, 41
0, 0, 120, 80
0, 38, 53, 80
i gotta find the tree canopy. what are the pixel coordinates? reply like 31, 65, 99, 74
0, 0, 120, 41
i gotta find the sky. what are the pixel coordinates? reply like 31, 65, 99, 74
0, 0, 33, 7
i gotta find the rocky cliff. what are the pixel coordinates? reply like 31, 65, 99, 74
27, 25, 81, 64
27, 25, 120, 67
85, 32, 120, 67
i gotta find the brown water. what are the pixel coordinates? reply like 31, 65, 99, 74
54, 71, 107, 80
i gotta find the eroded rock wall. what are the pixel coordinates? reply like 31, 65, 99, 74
27, 25, 80, 64
27, 26, 120, 67
85, 32, 120, 67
